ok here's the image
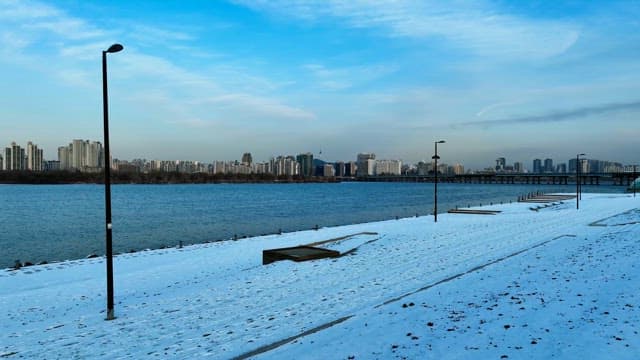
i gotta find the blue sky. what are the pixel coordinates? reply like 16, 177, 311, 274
0, 0, 639, 169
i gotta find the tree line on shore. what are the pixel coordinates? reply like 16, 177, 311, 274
0, 170, 339, 184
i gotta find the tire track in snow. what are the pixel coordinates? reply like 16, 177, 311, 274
377, 234, 577, 307
235, 234, 576, 359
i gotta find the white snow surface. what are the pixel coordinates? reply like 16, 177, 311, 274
1, 193, 639, 359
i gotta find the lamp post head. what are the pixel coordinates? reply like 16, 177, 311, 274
436, 140, 446, 144
106, 44, 124, 53
577, 153, 585, 157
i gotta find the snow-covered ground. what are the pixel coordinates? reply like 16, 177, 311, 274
1, 193, 638, 359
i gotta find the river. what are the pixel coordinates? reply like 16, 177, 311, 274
0, 182, 624, 268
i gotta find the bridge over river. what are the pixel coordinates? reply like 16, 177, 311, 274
343, 172, 638, 186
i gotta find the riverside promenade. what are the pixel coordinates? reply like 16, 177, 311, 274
1, 193, 638, 359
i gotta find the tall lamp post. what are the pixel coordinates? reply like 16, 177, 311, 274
634, 165, 637, 198
102, 43, 123, 321
576, 153, 584, 210
433, 140, 445, 222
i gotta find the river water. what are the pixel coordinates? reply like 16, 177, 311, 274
0, 182, 624, 268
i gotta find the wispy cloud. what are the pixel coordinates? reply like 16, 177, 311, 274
196, 94, 316, 121
167, 118, 219, 129
0, 30, 29, 52
0, 0, 60, 20
476, 101, 523, 118
303, 63, 396, 90
2, 0, 639, 166
24, 18, 105, 40
460, 100, 640, 128
233, 0, 580, 59
0, 0, 105, 40
0, 0, 315, 128
127, 24, 196, 48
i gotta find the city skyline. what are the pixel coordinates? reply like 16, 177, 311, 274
2, 138, 635, 175
1, 1, 639, 169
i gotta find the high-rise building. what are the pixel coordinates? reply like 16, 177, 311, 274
556, 163, 567, 173
86, 141, 103, 169
374, 159, 402, 175
513, 162, 523, 173
58, 140, 103, 171
544, 158, 554, 173
241, 153, 253, 166
568, 158, 578, 173
26, 141, 43, 171
4, 142, 26, 171
495, 157, 506, 172
296, 153, 314, 177
44, 160, 60, 171
344, 162, 357, 177
71, 139, 85, 169
333, 161, 346, 177
532, 159, 542, 173
322, 164, 335, 177
58, 146, 71, 170
569, 157, 600, 173
255, 162, 270, 174
212, 160, 226, 174
452, 163, 465, 175
271, 156, 300, 176
0, 154, 3, 170
417, 161, 429, 175
356, 153, 375, 177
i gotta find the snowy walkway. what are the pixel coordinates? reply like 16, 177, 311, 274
1, 193, 638, 359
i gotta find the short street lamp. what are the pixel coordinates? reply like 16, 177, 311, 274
102, 43, 123, 320
433, 140, 445, 222
576, 153, 585, 210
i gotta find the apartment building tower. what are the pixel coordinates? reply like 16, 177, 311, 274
3, 142, 26, 171
356, 153, 376, 177
296, 153, 314, 177
26, 141, 43, 171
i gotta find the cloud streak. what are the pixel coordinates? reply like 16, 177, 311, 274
459, 100, 640, 128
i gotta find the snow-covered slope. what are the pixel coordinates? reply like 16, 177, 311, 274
1, 193, 638, 359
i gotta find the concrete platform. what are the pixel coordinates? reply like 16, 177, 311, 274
263, 246, 341, 265
519, 194, 576, 203
447, 209, 501, 215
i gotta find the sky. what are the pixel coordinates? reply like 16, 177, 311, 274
0, 0, 639, 170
